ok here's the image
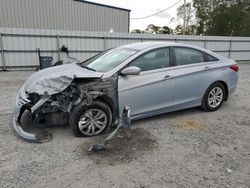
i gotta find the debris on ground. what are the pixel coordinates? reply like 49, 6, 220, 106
89, 106, 131, 151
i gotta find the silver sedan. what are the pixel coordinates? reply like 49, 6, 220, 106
13, 42, 238, 141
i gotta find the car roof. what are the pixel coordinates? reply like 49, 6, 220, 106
122, 41, 209, 50
122, 42, 174, 50
121, 42, 226, 60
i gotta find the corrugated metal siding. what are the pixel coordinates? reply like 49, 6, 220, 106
0, 27, 250, 70
0, 0, 129, 32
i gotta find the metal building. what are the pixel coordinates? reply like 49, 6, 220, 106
0, 0, 130, 32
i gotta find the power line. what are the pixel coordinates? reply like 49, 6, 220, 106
130, 0, 182, 20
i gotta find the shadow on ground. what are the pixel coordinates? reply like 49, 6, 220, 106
81, 128, 159, 166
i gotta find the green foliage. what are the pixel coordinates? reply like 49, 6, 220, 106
175, 2, 197, 35
174, 24, 197, 35
193, 0, 250, 36
131, 24, 173, 34
131, 29, 144, 34
131, 0, 250, 36
241, 13, 250, 36
177, 2, 195, 26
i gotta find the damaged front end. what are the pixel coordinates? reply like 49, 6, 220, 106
13, 73, 119, 143
13, 85, 45, 142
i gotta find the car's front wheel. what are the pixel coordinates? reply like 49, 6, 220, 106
69, 101, 112, 137
201, 82, 225, 111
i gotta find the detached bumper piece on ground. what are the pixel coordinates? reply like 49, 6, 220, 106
89, 106, 131, 151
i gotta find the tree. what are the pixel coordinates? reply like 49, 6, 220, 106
241, 12, 250, 36
172, 2, 196, 35
177, 2, 195, 26
174, 24, 197, 35
159, 26, 173, 34
145, 24, 161, 34
131, 29, 143, 33
131, 24, 173, 34
192, 0, 250, 36
174, 25, 183, 35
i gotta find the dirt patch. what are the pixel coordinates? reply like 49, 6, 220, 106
176, 119, 206, 129
80, 128, 159, 166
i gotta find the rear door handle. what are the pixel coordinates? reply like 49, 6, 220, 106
161, 75, 172, 81
204, 66, 211, 71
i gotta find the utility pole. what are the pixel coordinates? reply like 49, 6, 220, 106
183, 0, 186, 35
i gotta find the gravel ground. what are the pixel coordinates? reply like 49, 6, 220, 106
0, 64, 250, 188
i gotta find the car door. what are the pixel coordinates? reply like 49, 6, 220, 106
172, 47, 216, 110
118, 47, 175, 119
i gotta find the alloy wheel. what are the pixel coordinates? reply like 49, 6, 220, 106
208, 87, 224, 108
78, 108, 107, 136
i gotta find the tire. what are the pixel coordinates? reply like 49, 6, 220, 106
69, 101, 112, 137
201, 82, 226, 112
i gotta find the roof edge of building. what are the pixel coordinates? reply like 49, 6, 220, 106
74, 0, 131, 12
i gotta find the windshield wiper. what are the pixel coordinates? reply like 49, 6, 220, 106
82, 66, 96, 72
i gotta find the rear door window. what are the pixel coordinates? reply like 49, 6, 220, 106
174, 47, 205, 66
206, 54, 218, 62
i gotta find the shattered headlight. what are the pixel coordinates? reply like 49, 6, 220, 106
16, 86, 31, 107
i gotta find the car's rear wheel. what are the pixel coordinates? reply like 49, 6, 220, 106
69, 101, 112, 137
201, 82, 225, 111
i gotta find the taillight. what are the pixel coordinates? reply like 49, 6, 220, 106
230, 65, 239, 72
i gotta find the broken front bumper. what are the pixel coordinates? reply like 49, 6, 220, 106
13, 86, 51, 143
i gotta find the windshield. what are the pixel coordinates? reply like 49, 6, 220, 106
80, 48, 138, 72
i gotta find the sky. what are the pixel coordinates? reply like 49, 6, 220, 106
88, 0, 191, 31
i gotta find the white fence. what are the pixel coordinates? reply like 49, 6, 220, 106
1, 27, 250, 70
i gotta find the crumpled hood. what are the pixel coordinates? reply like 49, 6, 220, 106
24, 63, 103, 95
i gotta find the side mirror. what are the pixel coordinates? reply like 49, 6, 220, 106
121, 66, 141, 76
